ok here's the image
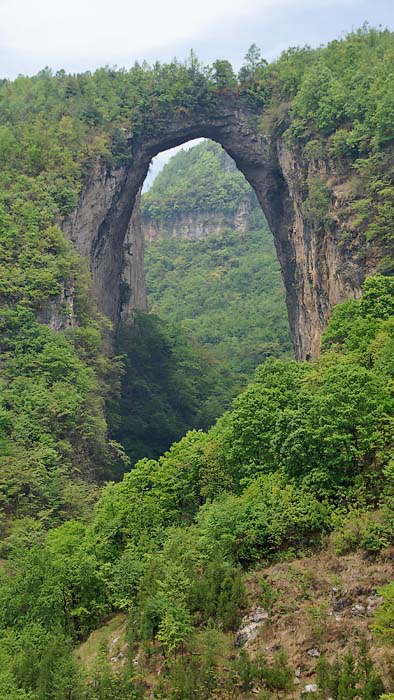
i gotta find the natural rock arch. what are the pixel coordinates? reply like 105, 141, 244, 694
63, 94, 366, 360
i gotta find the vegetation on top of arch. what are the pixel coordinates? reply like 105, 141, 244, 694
1, 25, 392, 150
1, 25, 392, 255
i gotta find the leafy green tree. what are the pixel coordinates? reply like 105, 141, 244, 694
212, 60, 237, 89
238, 44, 268, 83
238, 44, 268, 105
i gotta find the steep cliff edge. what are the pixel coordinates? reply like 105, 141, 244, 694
273, 136, 370, 358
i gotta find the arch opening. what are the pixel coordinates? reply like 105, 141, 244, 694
113, 137, 292, 464
66, 105, 290, 331
120, 128, 288, 327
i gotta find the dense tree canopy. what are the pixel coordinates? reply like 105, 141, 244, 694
145, 225, 291, 378
141, 140, 256, 221
0, 275, 393, 696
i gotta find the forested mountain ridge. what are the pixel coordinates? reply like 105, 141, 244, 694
0, 25, 393, 698
141, 140, 262, 240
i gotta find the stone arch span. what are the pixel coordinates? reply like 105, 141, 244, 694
62, 95, 365, 360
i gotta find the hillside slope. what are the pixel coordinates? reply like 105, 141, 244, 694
111, 226, 292, 465
1, 274, 393, 698
76, 547, 394, 698
143, 139, 291, 379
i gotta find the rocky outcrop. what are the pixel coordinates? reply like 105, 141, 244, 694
235, 607, 269, 647
121, 190, 147, 318
37, 281, 76, 331
61, 95, 376, 359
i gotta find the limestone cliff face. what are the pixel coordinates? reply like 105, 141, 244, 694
121, 190, 147, 319
141, 149, 256, 241
142, 197, 253, 241
274, 138, 368, 358
61, 95, 377, 359
62, 159, 136, 323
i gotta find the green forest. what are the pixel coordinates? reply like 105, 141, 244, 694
0, 24, 393, 699
141, 140, 256, 221
145, 226, 290, 398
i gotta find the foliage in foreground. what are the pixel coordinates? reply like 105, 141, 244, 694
0, 275, 392, 697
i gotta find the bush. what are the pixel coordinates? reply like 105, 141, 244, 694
316, 644, 385, 700
258, 579, 279, 611
303, 178, 332, 229
331, 510, 393, 555
196, 472, 330, 566
256, 651, 294, 691
372, 582, 394, 646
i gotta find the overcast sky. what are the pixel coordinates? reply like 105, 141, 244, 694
1, 0, 391, 185
1, 0, 392, 79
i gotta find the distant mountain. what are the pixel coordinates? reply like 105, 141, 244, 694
141, 140, 264, 240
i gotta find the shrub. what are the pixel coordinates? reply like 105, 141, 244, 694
372, 582, 394, 646
331, 510, 393, 555
258, 579, 279, 611
303, 178, 332, 229
196, 472, 330, 566
316, 645, 385, 700
255, 651, 294, 691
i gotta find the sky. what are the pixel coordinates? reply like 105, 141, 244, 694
1, 0, 392, 185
